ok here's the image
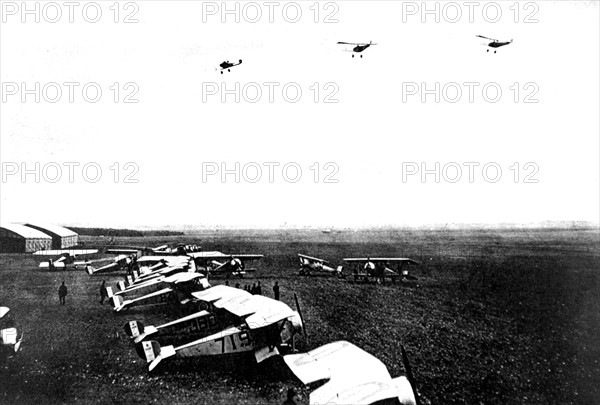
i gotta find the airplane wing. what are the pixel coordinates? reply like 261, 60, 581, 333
298, 254, 329, 264
33, 249, 99, 257
112, 287, 174, 312
190, 285, 252, 306
126, 310, 212, 343
284, 341, 416, 405
337, 41, 364, 45
188, 252, 263, 261
476, 34, 496, 41
212, 294, 296, 330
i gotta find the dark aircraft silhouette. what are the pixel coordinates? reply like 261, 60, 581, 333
337, 41, 377, 58
219, 59, 242, 73
477, 35, 513, 53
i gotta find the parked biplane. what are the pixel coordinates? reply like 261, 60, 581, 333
476, 35, 513, 53
0, 307, 23, 359
284, 341, 419, 405
337, 41, 377, 57
106, 243, 201, 257
188, 252, 263, 278
129, 256, 196, 284
132, 285, 305, 371
343, 257, 419, 284
33, 249, 104, 270
86, 254, 137, 275
298, 254, 344, 278
219, 59, 242, 73
111, 272, 210, 312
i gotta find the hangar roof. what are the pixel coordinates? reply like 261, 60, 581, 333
24, 223, 78, 238
0, 223, 53, 239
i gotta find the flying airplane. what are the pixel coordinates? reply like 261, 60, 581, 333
476, 35, 513, 53
337, 41, 377, 57
298, 254, 344, 278
284, 341, 419, 405
343, 258, 419, 284
133, 285, 305, 371
188, 252, 263, 278
0, 307, 23, 359
110, 272, 210, 312
218, 59, 242, 73
86, 254, 137, 275
33, 249, 104, 270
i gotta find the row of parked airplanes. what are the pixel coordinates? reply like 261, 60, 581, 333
33, 244, 420, 284
11, 242, 423, 404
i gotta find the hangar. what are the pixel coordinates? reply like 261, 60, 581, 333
23, 223, 79, 249
0, 224, 53, 253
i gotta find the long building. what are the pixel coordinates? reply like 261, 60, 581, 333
23, 223, 78, 249
0, 224, 53, 253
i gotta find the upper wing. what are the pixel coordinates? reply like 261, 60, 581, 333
188, 252, 263, 261
216, 294, 296, 330
337, 41, 364, 45
284, 341, 415, 405
33, 249, 99, 257
476, 35, 496, 41
191, 285, 252, 306
298, 254, 328, 264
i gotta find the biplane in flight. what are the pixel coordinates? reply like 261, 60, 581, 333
188, 252, 263, 278
110, 272, 210, 312
298, 254, 344, 278
284, 341, 419, 405
130, 285, 305, 371
218, 59, 242, 73
343, 257, 419, 284
337, 41, 377, 57
0, 307, 23, 359
476, 35, 513, 53
33, 249, 104, 270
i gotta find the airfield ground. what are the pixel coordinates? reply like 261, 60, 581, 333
1, 227, 599, 404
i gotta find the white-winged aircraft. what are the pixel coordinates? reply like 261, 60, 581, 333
284, 340, 419, 405
133, 285, 304, 371
298, 254, 344, 278
33, 249, 104, 270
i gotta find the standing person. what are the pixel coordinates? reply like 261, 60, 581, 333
251, 283, 257, 294
256, 281, 262, 295
99, 280, 107, 305
273, 281, 280, 301
58, 281, 68, 305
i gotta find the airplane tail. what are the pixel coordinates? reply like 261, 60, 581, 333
126, 275, 133, 286
112, 295, 125, 312
117, 281, 126, 291
238, 59, 242, 64
86, 265, 96, 275
106, 286, 114, 298
336, 265, 346, 278
135, 340, 176, 371
123, 320, 153, 340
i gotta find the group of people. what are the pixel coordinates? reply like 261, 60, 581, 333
228, 281, 281, 300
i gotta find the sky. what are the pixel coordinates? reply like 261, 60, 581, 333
1, 0, 599, 229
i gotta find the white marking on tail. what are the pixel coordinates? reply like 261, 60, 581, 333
142, 341, 155, 362
129, 321, 140, 338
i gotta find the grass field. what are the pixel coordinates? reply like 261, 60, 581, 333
1, 227, 599, 404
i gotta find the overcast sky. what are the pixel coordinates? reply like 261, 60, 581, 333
1, 1, 598, 229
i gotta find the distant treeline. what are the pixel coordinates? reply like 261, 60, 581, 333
70, 227, 184, 237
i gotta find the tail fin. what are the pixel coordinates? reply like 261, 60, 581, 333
86, 265, 96, 275
106, 286, 114, 298
118, 281, 126, 291
239, 59, 242, 64
127, 275, 133, 286
112, 295, 125, 312
124, 320, 145, 338
135, 340, 176, 371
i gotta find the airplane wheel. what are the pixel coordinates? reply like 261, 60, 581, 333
228, 69, 231, 72
487, 49, 489, 52
494, 51, 497, 54
360, 55, 363, 58
221, 71, 223, 74
352, 54, 354, 58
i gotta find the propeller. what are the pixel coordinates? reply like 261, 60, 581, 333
401, 345, 420, 405
294, 293, 308, 345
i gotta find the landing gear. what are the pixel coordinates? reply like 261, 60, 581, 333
494, 50, 497, 54
220, 71, 223, 74
360, 55, 363, 58
228, 68, 231, 72
352, 54, 354, 58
